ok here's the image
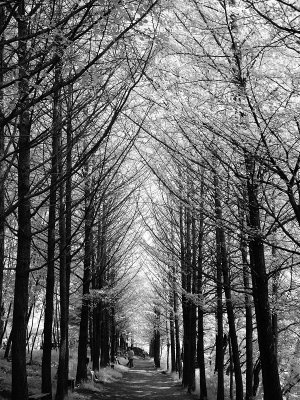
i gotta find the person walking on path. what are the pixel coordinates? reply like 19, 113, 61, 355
127, 347, 134, 368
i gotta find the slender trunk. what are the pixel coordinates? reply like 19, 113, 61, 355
166, 318, 170, 371
92, 219, 102, 371
30, 304, 44, 364
215, 186, 224, 400
110, 307, 116, 364
55, 181, 68, 399
0, 302, 12, 344
153, 307, 161, 368
245, 154, 282, 400
180, 203, 189, 387
229, 337, 233, 400
76, 163, 92, 382
170, 217, 180, 374
4, 329, 12, 359
271, 242, 279, 359
188, 209, 197, 393
27, 300, 36, 349
92, 302, 101, 370
169, 294, 176, 372
100, 305, 110, 367
174, 288, 181, 377
12, 1, 31, 397
214, 173, 243, 399
0, 4, 5, 343
65, 83, 73, 387
197, 169, 207, 400
42, 28, 62, 398
239, 200, 253, 400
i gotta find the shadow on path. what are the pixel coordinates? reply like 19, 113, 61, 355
98, 358, 197, 399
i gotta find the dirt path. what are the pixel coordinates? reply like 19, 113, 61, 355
90, 358, 197, 399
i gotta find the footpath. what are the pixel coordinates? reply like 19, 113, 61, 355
86, 358, 197, 400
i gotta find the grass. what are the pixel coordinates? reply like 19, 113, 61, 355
0, 349, 129, 400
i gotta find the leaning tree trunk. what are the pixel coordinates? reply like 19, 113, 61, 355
245, 154, 282, 400
11, 1, 31, 398
0, 302, 12, 344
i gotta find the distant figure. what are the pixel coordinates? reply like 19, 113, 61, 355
127, 347, 134, 368
142, 350, 146, 359
2, 337, 7, 349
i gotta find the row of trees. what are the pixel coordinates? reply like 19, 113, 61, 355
142, 1, 300, 400
0, 0, 160, 399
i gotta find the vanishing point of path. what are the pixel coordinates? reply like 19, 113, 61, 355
98, 358, 197, 400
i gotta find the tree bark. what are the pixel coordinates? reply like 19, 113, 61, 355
11, 1, 31, 397
245, 154, 282, 400
153, 307, 161, 368
55, 180, 68, 399
100, 305, 110, 367
169, 293, 176, 372
214, 173, 243, 399
42, 45, 61, 399
215, 186, 224, 400
76, 162, 92, 382
239, 199, 253, 400
0, 4, 5, 343
197, 169, 207, 400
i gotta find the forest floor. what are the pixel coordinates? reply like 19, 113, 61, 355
0, 353, 199, 400
75, 357, 198, 400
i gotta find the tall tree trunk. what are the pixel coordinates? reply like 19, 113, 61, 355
92, 301, 101, 371
30, 302, 44, 364
166, 318, 170, 371
239, 199, 253, 400
64, 83, 73, 383
180, 202, 189, 388
245, 154, 282, 400
215, 188, 224, 400
271, 241, 279, 359
110, 307, 116, 364
174, 287, 181, 377
42, 48, 60, 399
92, 219, 102, 371
197, 169, 207, 400
188, 209, 197, 394
169, 215, 177, 373
100, 305, 110, 367
169, 292, 176, 372
0, 4, 5, 343
153, 307, 161, 368
76, 162, 92, 382
11, 1, 31, 397
55, 178, 68, 399
214, 173, 243, 400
